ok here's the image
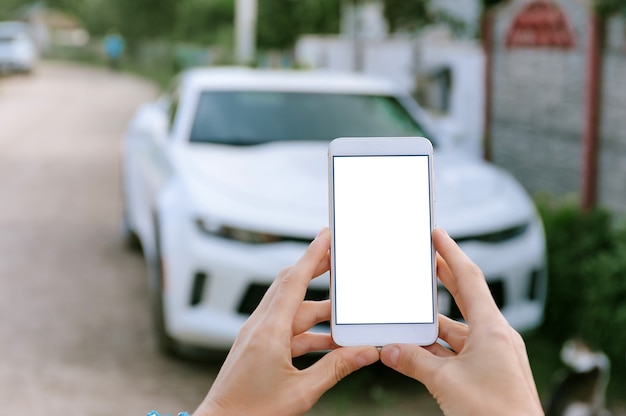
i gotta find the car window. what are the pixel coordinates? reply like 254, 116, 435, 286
188, 91, 430, 146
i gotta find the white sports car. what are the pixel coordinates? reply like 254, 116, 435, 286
122, 67, 546, 354
0, 22, 37, 74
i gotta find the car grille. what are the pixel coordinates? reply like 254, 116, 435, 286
239, 273, 538, 324
528, 268, 545, 301
238, 283, 329, 316
453, 223, 529, 244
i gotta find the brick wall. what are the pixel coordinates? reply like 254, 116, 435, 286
489, 0, 626, 212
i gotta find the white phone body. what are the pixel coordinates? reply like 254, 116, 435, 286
328, 137, 438, 347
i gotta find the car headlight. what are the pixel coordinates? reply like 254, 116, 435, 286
453, 222, 530, 244
195, 218, 287, 244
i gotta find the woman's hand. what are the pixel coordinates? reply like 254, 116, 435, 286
380, 228, 543, 415
194, 228, 379, 416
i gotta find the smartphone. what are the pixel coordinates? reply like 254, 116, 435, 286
328, 137, 438, 347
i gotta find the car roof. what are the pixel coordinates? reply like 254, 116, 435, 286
180, 67, 405, 95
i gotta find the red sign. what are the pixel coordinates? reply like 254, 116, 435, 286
506, 0, 576, 49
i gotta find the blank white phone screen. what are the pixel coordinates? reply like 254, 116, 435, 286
333, 155, 434, 325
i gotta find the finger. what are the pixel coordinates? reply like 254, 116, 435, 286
380, 344, 441, 384
433, 228, 499, 324
291, 332, 337, 357
249, 272, 283, 319
509, 329, 541, 400
310, 249, 331, 279
292, 300, 331, 335
301, 346, 379, 396
436, 253, 466, 319
437, 314, 468, 353
255, 229, 330, 320
436, 252, 457, 293
423, 341, 456, 357
269, 228, 331, 320
261, 249, 329, 314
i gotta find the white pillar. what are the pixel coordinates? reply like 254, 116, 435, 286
235, 0, 258, 65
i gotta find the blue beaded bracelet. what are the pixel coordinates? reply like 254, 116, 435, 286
147, 411, 190, 416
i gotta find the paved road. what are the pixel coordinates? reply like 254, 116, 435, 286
0, 63, 216, 415
0, 62, 441, 416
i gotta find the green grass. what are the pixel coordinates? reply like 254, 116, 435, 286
307, 360, 441, 415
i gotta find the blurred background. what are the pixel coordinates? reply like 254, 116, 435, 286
1, 0, 625, 414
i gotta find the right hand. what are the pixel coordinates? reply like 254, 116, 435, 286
380, 228, 543, 415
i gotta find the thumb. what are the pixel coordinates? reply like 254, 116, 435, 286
380, 344, 441, 384
304, 346, 379, 396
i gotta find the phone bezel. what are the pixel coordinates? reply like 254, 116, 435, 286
328, 137, 438, 347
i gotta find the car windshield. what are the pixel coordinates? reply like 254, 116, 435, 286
189, 91, 429, 145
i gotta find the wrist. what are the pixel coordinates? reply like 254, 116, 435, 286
191, 399, 229, 416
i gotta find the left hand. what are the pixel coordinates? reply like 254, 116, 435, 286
193, 228, 380, 416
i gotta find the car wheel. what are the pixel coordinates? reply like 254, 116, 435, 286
147, 219, 180, 356
120, 203, 142, 251
121, 217, 142, 251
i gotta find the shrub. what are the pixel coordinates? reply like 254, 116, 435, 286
536, 195, 626, 368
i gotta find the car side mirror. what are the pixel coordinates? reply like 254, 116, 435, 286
129, 104, 169, 144
438, 118, 482, 159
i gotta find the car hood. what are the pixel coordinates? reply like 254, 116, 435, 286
175, 142, 534, 239
176, 142, 329, 237
433, 152, 534, 238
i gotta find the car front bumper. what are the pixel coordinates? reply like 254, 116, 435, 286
0, 51, 36, 73
160, 216, 546, 350
160, 217, 325, 349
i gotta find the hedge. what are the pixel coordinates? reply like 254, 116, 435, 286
536, 195, 626, 369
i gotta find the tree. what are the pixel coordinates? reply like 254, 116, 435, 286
0, 0, 30, 20
257, 0, 340, 50
295, 0, 341, 38
381, 0, 510, 36
173, 0, 234, 44
257, 0, 298, 49
381, 0, 433, 34
593, 0, 626, 16
111, 0, 177, 42
482, 0, 505, 9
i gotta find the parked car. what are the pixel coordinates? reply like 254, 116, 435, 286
122, 67, 547, 354
0, 21, 37, 74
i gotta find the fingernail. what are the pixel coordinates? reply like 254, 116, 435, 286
314, 228, 327, 241
386, 345, 400, 367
